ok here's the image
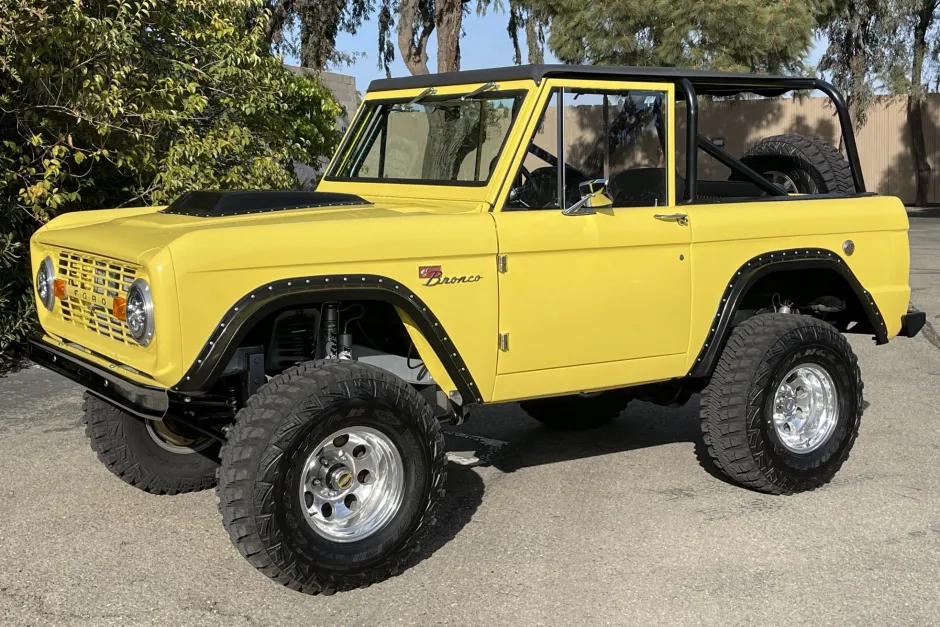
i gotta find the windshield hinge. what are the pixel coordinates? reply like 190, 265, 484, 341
408, 87, 437, 105
461, 82, 499, 100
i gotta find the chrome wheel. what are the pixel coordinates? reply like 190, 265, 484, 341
765, 170, 799, 194
146, 418, 214, 454
300, 426, 404, 543
772, 363, 839, 454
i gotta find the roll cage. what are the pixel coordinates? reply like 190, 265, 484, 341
366, 65, 867, 203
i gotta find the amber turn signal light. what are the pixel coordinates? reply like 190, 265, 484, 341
112, 296, 127, 321
53, 278, 66, 300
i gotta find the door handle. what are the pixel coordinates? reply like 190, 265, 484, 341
654, 213, 689, 226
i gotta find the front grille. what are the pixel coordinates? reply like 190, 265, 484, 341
55, 250, 139, 344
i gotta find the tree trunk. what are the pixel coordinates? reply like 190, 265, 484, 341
909, 1, 935, 207
525, 14, 543, 64
421, 108, 481, 179
398, 0, 433, 75
434, 0, 463, 73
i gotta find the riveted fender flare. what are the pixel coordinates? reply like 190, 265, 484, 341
686, 248, 888, 379
171, 274, 483, 404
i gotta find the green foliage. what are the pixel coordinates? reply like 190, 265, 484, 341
0, 0, 342, 369
523, 0, 833, 73
259, 0, 378, 69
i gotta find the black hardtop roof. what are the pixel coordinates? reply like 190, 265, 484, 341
367, 64, 818, 97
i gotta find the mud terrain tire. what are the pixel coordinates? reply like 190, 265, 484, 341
739, 134, 855, 194
700, 314, 863, 495
83, 393, 220, 495
217, 360, 445, 595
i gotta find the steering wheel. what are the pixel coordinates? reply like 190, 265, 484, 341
508, 144, 588, 209
508, 165, 534, 207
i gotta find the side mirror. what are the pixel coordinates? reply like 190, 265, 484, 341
562, 179, 612, 216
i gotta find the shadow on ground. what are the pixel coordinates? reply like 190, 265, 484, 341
907, 206, 940, 218
449, 397, 740, 487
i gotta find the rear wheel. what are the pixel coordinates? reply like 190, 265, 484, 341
83, 393, 220, 495
700, 314, 863, 494
520, 392, 630, 429
737, 134, 855, 195
217, 360, 445, 595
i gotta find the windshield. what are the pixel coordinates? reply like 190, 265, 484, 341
328, 91, 524, 185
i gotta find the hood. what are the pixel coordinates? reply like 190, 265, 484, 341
35, 190, 484, 264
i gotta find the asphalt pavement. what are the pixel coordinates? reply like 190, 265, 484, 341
1, 214, 939, 626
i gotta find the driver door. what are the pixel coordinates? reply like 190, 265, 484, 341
490, 80, 693, 401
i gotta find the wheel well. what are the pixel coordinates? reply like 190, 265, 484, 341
735, 268, 875, 336
207, 299, 435, 404
236, 299, 415, 370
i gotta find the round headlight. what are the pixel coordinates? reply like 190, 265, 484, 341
35, 256, 55, 311
126, 279, 154, 346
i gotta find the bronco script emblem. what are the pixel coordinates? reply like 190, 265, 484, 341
418, 265, 482, 287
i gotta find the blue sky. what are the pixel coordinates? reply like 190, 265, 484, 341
295, 10, 559, 91
291, 11, 825, 93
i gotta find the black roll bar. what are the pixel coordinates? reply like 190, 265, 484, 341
813, 78, 866, 192
698, 135, 789, 197
676, 76, 866, 202
678, 79, 698, 203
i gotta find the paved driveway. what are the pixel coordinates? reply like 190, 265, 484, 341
1, 215, 939, 626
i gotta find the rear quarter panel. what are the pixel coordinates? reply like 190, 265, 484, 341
685, 195, 911, 372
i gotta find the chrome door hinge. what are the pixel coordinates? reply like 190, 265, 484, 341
498, 333, 509, 351
497, 255, 508, 273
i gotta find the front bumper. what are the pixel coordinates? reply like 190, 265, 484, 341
29, 338, 169, 420
900, 309, 927, 338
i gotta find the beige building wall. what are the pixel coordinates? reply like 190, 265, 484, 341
689, 95, 940, 205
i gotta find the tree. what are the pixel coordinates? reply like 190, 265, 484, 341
0, 0, 342, 368
520, 0, 831, 73
257, 0, 378, 69
905, 1, 938, 207
508, 1, 547, 64
819, 0, 898, 131
876, 0, 939, 207
398, 0, 492, 75
886, 0, 940, 207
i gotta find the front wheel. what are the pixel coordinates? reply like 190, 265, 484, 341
217, 360, 445, 595
700, 314, 863, 494
83, 393, 220, 494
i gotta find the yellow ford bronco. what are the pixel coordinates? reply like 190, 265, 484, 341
30, 64, 924, 594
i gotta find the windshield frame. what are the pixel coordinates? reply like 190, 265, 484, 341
324, 89, 527, 188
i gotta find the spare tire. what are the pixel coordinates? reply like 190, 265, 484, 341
735, 134, 855, 195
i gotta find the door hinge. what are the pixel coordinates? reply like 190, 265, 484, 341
497, 254, 508, 273
498, 333, 509, 351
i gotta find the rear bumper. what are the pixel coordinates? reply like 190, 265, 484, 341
900, 309, 927, 338
29, 338, 169, 420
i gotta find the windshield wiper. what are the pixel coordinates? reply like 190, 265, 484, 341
461, 82, 499, 100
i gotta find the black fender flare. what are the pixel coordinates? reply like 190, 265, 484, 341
171, 274, 483, 404
687, 248, 888, 379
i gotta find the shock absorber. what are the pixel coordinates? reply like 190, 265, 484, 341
320, 303, 338, 359
338, 332, 353, 360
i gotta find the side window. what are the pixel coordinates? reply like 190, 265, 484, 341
506, 91, 562, 210
563, 89, 668, 208
505, 87, 669, 210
